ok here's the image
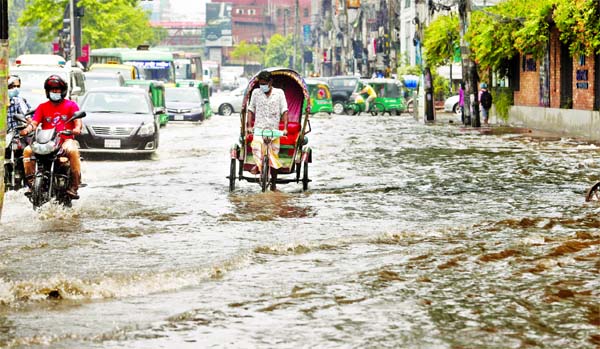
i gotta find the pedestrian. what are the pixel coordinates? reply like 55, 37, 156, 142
479, 82, 493, 125
246, 70, 288, 191
7, 75, 31, 131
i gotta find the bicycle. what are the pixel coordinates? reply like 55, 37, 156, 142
253, 128, 286, 192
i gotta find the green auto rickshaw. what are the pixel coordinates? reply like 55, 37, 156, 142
304, 79, 333, 114
362, 78, 407, 116
124, 80, 169, 127
176, 80, 213, 119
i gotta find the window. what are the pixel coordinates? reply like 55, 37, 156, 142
236, 8, 244, 15
248, 9, 256, 15
304, 8, 309, 17
405, 0, 411, 8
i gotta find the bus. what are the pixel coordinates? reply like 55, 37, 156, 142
172, 51, 203, 82
90, 47, 176, 85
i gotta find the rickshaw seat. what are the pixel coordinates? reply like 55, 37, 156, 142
245, 121, 300, 145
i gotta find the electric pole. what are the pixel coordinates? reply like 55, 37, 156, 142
458, 0, 480, 127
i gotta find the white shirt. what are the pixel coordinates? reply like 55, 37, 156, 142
248, 87, 288, 130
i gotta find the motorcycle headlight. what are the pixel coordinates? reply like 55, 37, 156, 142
138, 123, 155, 136
32, 141, 56, 155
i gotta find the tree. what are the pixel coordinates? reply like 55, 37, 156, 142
263, 34, 300, 69
8, 0, 46, 55
423, 15, 460, 68
19, 0, 164, 49
230, 40, 263, 66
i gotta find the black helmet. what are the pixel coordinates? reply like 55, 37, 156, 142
44, 74, 68, 99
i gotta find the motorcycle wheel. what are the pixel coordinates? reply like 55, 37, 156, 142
32, 175, 48, 208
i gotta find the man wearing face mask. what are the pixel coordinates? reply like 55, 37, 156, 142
6, 75, 31, 131
246, 70, 288, 190
19, 75, 83, 199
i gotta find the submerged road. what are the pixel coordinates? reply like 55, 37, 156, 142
1, 112, 598, 348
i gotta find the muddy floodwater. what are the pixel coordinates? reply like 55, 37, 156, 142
0, 113, 598, 348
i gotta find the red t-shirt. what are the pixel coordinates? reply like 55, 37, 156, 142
32, 99, 80, 141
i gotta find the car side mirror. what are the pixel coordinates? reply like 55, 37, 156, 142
154, 107, 166, 114
71, 86, 82, 95
203, 99, 209, 105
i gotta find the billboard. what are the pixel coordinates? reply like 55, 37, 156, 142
205, 3, 232, 47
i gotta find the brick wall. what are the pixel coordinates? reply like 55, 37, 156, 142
573, 55, 596, 110
515, 28, 597, 111
514, 55, 540, 106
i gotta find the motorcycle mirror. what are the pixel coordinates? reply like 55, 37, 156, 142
14, 114, 28, 124
25, 109, 36, 117
66, 111, 86, 124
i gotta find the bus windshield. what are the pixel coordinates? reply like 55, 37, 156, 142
129, 60, 176, 83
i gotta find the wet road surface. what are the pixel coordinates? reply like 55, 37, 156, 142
1, 112, 599, 348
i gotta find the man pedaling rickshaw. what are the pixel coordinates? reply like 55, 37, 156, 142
19, 75, 83, 199
356, 81, 377, 112
245, 70, 288, 191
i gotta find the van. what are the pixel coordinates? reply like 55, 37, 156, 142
11, 55, 87, 107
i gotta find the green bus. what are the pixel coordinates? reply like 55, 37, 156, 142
90, 48, 176, 85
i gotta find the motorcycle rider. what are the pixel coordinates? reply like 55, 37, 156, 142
19, 75, 83, 199
7, 75, 31, 131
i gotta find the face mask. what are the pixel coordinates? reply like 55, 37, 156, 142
259, 84, 270, 93
49, 92, 62, 102
8, 88, 19, 98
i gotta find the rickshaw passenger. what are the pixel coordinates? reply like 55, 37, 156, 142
358, 82, 377, 112
246, 70, 289, 190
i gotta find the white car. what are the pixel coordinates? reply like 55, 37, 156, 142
444, 94, 461, 115
210, 86, 245, 116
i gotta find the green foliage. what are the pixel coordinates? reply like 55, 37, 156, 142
432, 69, 450, 100
423, 15, 460, 68
263, 34, 300, 70
492, 87, 513, 121
553, 0, 600, 56
19, 0, 163, 49
8, 0, 46, 55
230, 41, 263, 65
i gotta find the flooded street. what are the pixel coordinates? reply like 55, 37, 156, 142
0, 113, 598, 348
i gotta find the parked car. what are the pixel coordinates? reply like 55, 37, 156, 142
76, 87, 159, 154
165, 87, 204, 122
210, 85, 245, 116
315, 75, 359, 114
84, 71, 125, 90
444, 94, 461, 115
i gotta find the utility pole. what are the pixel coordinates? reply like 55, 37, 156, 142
69, 0, 76, 66
0, 0, 7, 213
293, 0, 299, 71
458, 0, 480, 127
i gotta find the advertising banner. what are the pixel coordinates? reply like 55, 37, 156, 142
205, 3, 233, 47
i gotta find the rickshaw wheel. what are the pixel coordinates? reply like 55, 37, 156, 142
585, 181, 600, 202
260, 156, 269, 192
229, 159, 236, 192
302, 163, 309, 191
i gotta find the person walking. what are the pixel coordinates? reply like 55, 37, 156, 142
479, 83, 493, 125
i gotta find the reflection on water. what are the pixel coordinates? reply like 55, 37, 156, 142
223, 191, 315, 221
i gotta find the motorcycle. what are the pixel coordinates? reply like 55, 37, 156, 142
28, 111, 86, 208
4, 111, 34, 192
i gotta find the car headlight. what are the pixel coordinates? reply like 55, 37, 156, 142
138, 123, 155, 136
189, 108, 203, 113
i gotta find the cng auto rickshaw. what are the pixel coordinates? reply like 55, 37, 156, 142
124, 80, 169, 127
304, 79, 333, 114
228, 68, 312, 192
364, 78, 407, 115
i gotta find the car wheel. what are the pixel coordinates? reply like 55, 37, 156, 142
333, 101, 345, 115
219, 104, 233, 116
453, 103, 462, 116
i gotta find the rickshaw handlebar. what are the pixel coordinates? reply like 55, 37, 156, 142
253, 128, 286, 138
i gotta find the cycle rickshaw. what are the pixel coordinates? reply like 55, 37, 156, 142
228, 68, 312, 192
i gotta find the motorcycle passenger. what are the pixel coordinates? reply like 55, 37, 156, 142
7, 75, 31, 131
19, 75, 83, 199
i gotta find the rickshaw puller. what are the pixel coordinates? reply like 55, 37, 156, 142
246, 70, 288, 191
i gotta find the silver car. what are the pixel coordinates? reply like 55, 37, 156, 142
210, 86, 245, 116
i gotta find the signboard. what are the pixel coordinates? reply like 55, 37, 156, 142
205, 3, 232, 47
78, 43, 89, 63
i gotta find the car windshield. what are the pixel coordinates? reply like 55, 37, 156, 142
165, 88, 201, 103
82, 92, 150, 114
85, 75, 122, 89
14, 69, 68, 90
